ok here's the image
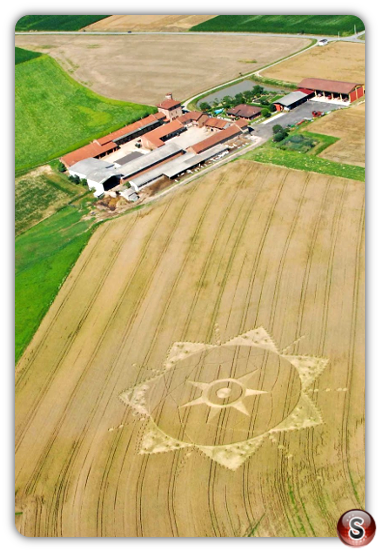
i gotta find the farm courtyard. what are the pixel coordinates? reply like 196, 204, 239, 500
16, 160, 364, 537
14, 34, 311, 104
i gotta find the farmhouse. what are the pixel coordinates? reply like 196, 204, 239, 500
141, 119, 185, 149
227, 104, 262, 120
298, 78, 365, 103
157, 93, 183, 121
273, 91, 311, 111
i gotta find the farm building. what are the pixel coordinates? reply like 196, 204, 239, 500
273, 90, 311, 111
188, 124, 242, 154
204, 117, 230, 131
129, 144, 229, 190
178, 111, 205, 126
157, 93, 183, 121
227, 104, 262, 120
61, 112, 165, 167
298, 78, 365, 103
69, 158, 121, 197
141, 120, 185, 149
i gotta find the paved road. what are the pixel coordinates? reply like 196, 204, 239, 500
251, 100, 345, 140
14, 30, 365, 42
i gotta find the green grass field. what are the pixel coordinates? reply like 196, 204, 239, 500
15, 15, 110, 31
191, 15, 364, 37
15, 51, 155, 173
15, 165, 86, 236
15, 200, 96, 363
243, 130, 365, 182
15, 46, 41, 64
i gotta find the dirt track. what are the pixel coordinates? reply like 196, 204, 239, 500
14, 34, 310, 104
309, 103, 365, 167
84, 15, 215, 32
262, 41, 365, 85
15, 160, 365, 537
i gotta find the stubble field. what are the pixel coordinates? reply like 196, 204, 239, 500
84, 14, 215, 32
308, 103, 365, 167
262, 42, 365, 85
16, 159, 364, 537
14, 34, 311, 104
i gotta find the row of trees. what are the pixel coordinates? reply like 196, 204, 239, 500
199, 84, 279, 113
57, 161, 87, 186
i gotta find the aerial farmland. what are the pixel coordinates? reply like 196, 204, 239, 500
15, 15, 365, 538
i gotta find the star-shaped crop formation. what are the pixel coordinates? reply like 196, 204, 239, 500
119, 327, 328, 470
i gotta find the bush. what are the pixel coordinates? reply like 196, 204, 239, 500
269, 103, 277, 112
261, 108, 271, 118
68, 174, 80, 184
57, 161, 66, 173
273, 130, 288, 142
80, 178, 88, 186
272, 124, 284, 135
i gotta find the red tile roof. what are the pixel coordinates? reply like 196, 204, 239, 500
298, 78, 361, 95
234, 118, 250, 129
297, 88, 315, 95
227, 104, 261, 119
189, 125, 242, 154
142, 119, 184, 148
61, 141, 116, 167
157, 98, 182, 110
178, 111, 203, 124
205, 117, 229, 130
96, 113, 165, 146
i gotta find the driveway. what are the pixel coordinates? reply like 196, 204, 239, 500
251, 100, 346, 139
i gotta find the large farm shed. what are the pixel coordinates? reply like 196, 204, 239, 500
273, 90, 312, 111
298, 78, 364, 103
129, 144, 228, 190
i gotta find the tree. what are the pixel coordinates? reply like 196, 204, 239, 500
68, 174, 80, 184
272, 124, 284, 135
199, 102, 211, 112
269, 103, 277, 113
261, 108, 271, 118
80, 178, 88, 186
57, 161, 66, 173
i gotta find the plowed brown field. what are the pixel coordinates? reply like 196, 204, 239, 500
262, 41, 365, 85
14, 34, 311, 104
15, 160, 365, 537
309, 103, 365, 167
84, 15, 216, 32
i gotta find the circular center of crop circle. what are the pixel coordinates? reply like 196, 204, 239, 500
216, 387, 232, 399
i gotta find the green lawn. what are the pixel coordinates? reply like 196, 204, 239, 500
15, 200, 96, 363
15, 46, 41, 64
15, 165, 86, 236
191, 15, 364, 37
15, 51, 156, 173
243, 134, 365, 182
15, 15, 110, 31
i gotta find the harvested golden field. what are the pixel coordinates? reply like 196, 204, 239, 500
83, 14, 216, 32
309, 103, 365, 167
14, 34, 311, 104
15, 160, 365, 537
262, 42, 365, 85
